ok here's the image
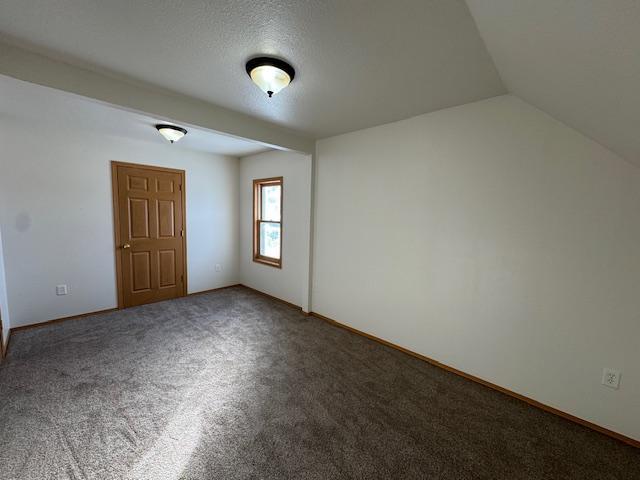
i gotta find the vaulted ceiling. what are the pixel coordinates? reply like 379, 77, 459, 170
0, 0, 505, 138
0, 1, 637, 165
466, 0, 640, 166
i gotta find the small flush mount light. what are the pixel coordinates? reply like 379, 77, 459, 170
246, 57, 295, 98
155, 124, 187, 144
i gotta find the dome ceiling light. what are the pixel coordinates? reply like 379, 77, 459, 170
246, 57, 295, 98
155, 124, 188, 144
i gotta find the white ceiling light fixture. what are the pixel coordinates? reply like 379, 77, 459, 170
246, 57, 295, 98
155, 124, 187, 143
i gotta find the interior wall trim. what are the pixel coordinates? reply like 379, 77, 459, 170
186, 284, 242, 297
1, 330, 8, 360
10, 308, 120, 334
239, 284, 304, 312
310, 311, 640, 449
5, 284, 634, 448
4, 284, 243, 357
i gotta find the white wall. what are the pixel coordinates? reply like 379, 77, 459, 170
239, 150, 312, 309
0, 226, 10, 351
0, 117, 240, 328
313, 95, 640, 441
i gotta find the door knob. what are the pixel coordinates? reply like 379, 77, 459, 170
122, 243, 131, 249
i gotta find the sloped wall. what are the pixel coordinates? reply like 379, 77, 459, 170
312, 95, 640, 441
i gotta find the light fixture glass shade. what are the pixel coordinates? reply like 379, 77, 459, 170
246, 57, 295, 98
250, 65, 291, 97
156, 124, 187, 143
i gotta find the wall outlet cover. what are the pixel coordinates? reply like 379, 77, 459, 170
215, 264, 222, 272
601, 368, 621, 390
56, 284, 68, 296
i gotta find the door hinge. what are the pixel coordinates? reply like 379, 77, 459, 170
181, 275, 184, 283
181, 230, 184, 237
179, 184, 182, 191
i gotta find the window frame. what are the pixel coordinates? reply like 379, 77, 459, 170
253, 177, 283, 268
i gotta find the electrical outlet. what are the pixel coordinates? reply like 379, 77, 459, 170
215, 264, 222, 272
601, 368, 621, 390
56, 284, 68, 296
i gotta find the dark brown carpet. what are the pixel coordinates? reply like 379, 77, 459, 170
0, 286, 637, 479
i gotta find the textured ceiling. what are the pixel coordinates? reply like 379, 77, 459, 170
0, 75, 268, 156
0, 0, 505, 138
467, 0, 640, 166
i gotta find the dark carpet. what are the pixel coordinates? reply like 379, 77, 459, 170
0, 286, 637, 479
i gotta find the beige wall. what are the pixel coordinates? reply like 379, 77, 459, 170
239, 150, 312, 309
0, 118, 240, 328
312, 95, 640, 441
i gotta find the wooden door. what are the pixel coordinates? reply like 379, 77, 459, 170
112, 162, 187, 308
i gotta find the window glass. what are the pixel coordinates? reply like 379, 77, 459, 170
261, 185, 281, 221
259, 222, 281, 259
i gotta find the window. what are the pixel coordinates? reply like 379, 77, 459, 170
253, 177, 283, 267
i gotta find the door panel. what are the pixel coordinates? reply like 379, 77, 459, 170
131, 251, 152, 292
113, 163, 186, 308
158, 250, 176, 288
157, 178, 175, 193
157, 200, 175, 237
129, 198, 150, 238
128, 175, 149, 191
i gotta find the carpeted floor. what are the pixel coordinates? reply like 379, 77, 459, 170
0, 286, 637, 479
